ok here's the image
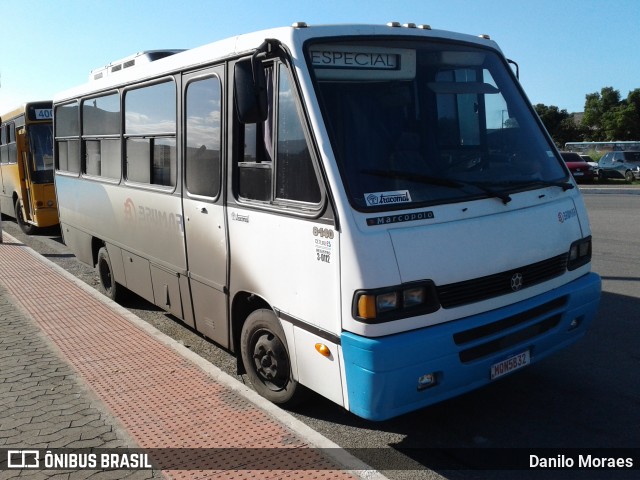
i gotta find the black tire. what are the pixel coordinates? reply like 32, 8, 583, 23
240, 308, 304, 406
625, 170, 635, 183
97, 246, 122, 302
14, 199, 36, 235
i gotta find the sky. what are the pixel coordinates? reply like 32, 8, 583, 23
1, 0, 638, 114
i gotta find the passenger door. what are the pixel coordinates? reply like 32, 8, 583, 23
182, 67, 229, 347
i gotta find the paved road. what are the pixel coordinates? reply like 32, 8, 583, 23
1, 190, 638, 479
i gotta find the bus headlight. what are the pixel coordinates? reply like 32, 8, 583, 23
376, 291, 399, 313
354, 282, 440, 322
568, 236, 592, 271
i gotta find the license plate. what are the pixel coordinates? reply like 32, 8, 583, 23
574, 171, 584, 176
491, 350, 530, 380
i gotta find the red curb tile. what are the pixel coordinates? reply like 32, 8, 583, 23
0, 239, 358, 479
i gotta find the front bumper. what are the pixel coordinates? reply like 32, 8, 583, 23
341, 272, 601, 421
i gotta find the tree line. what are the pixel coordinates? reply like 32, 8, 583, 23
534, 87, 640, 148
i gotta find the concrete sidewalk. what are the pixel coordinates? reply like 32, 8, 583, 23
0, 231, 380, 479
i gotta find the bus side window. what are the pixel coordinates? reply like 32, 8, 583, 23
238, 63, 321, 205
185, 76, 222, 198
0, 125, 7, 164
275, 64, 321, 204
82, 93, 121, 180
124, 80, 177, 187
7, 123, 17, 164
55, 102, 81, 174
238, 66, 274, 201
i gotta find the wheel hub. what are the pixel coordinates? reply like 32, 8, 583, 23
252, 331, 289, 390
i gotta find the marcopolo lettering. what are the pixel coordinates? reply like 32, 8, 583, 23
366, 210, 435, 226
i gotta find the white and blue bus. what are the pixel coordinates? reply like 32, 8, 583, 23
54, 23, 600, 421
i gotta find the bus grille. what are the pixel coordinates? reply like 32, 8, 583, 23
454, 296, 567, 363
436, 254, 568, 309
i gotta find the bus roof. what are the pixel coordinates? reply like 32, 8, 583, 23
89, 50, 186, 81
0, 101, 53, 123
54, 23, 503, 103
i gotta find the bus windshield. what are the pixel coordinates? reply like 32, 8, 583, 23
28, 123, 54, 183
308, 40, 567, 210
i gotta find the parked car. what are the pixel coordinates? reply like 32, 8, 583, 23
560, 151, 596, 182
579, 154, 599, 171
597, 151, 640, 182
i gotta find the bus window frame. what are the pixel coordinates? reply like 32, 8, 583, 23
232, 58, 327, 218
55, 100, 82, 177
80, 90, 123, 184
183, 70, 224, 204
122, 77, 178, 193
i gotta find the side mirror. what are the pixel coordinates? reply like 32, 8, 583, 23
234, 59, 268, 124
507, 59, 520, 80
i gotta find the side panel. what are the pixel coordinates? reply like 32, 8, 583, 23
56, 176, 188, 309
228, 207, 343, 404
59, 223, 93, 265
293, 327, 343, 405
228, 207, 341, 334
121, 249, 154, 303
150, 264, 184, 319
56, 177, 186, 270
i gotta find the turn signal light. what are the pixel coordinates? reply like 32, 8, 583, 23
315, 343, 331, 357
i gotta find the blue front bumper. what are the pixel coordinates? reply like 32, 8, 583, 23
341, 272, 601, 421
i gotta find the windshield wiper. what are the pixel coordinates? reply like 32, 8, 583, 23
534, 180, 575, 191
362, 169, 513, 204
496, 179, 575, 191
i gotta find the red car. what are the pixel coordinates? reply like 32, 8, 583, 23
560, 151, 596, 182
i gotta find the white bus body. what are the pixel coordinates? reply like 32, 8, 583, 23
54, 23, 600, 421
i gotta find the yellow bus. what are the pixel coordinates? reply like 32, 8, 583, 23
0, 101, 57, 233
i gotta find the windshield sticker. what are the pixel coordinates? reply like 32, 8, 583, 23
364, 190, 412, 207
366, 210, 435, 226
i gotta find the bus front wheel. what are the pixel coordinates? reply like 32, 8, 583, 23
14, 199, 36, 235
97, 247, 122, 302
240, 309, 304, 407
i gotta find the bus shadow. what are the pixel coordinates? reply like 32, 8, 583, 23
289, 291, 640, 478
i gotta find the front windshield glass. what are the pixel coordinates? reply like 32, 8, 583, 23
308, 39, 568, 210
28, 123, 54, 183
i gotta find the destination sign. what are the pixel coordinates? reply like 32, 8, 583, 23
309, 45, 416, 80
28, 108, 53, 121
311, 50, 399, 70
35, 109, 53, 120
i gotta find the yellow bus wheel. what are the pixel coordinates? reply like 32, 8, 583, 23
14, 199, 36, 235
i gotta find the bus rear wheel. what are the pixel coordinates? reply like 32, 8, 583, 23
240, 308, 304, 407
97, 247, 122, 302
14, 199, 36, 235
